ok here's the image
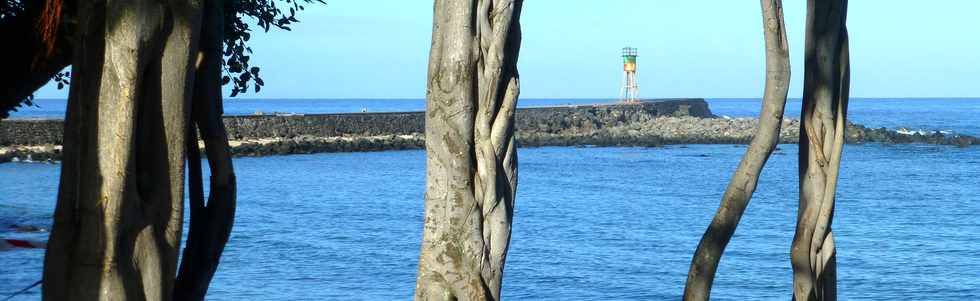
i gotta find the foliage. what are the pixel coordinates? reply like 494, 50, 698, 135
2, 0, 326, 99
1, 0, 23, 19
223, 0, 325, 97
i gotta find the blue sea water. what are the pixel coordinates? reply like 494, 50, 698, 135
709, 98, 980, 136
2, 99, 979, 300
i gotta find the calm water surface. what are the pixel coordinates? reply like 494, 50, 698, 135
2, 99, 979, 300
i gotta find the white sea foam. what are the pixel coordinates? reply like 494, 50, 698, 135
895, 128, 954, 136
897, 128, 933, 135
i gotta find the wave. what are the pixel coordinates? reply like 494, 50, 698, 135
895, 128, 955, 136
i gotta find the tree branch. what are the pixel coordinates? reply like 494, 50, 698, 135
174, 0, 237, 299
0, 0, 72, 119
682, 1, 790, 300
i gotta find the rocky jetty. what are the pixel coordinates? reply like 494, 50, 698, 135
518, 117, 980, 147
1, 99, 977, 163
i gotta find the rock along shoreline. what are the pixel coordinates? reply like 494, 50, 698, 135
1, 99, 977, 163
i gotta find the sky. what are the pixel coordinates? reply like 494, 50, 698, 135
35, 0, 980, 99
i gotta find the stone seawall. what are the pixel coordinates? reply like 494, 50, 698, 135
0, 119, 62, 146
222, 98, 713, 140
0, 98, 711, 145
2, 98, 976, 163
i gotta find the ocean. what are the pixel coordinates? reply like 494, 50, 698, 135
2, 98, 978, 300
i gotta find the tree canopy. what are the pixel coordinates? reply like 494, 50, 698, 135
0, 0, 325, 118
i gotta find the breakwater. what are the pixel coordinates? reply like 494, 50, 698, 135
1, 98, 977, 163
0, 98, 711, 145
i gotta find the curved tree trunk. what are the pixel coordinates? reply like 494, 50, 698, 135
414, 0, 522, 300
174, 0, 237, 298
683, 1, 790, 300
42, 0, 202, 299
791, 0, 849, 300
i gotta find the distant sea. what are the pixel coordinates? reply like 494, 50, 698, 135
2, 98, 979, 300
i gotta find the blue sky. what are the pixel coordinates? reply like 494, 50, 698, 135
36, 0, 980, 99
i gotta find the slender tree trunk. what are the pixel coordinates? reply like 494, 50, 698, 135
414, 0, 522, 300
42, 0, 202, 299
174, 0, 237, 298
791, 0, 849, 300
682, 1, 790, 300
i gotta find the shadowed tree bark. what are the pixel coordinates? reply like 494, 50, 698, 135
414, 0, 522, 300
5, 0, 300, 299
683, 1, 790, 300
42, 0, 202, 299
174, 0, 238, 298
791, 0, 849, 300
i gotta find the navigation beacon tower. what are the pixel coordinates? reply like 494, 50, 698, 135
619, 47, 640, 103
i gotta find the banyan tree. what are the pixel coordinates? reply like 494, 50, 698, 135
1, 0, 323, 299
684, 0, 850, 300
414, 0, 523, 300
2, 0, 856, 299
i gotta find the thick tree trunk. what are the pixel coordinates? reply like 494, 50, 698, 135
40, 1, 100, 297
683, 1, 790, 300
791, 0, 849, 300
174, 0, 237, 298
42, 0, 202, 299
414, 0, 522, 300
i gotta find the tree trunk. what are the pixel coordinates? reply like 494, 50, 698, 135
42, 0, 202, 299
791, 0, 849, 300
414, 0, 522, 300
174, 0, 237, 298
682, 1, 790, 300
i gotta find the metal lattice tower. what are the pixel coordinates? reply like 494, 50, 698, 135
620, 47, 640, 103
